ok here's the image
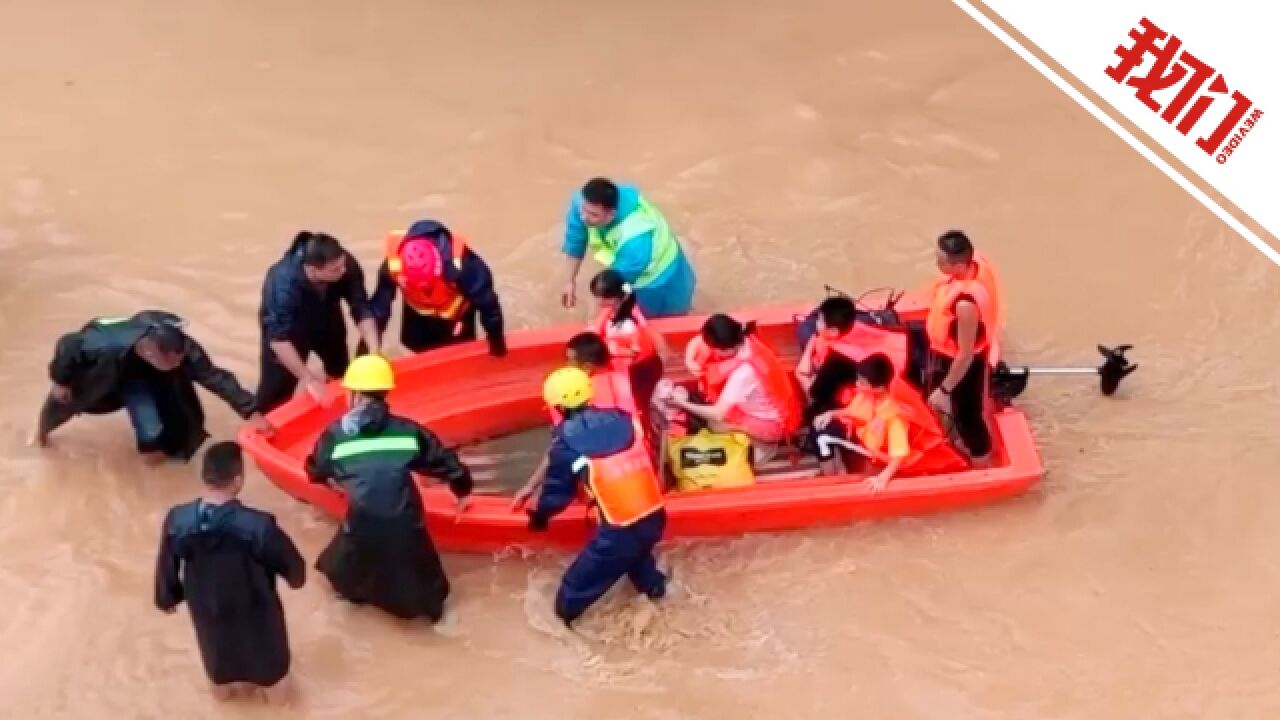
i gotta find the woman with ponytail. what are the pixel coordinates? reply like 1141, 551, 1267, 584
588, 269, 669, 414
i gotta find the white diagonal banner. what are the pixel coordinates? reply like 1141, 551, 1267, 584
954, 0, 1279, 265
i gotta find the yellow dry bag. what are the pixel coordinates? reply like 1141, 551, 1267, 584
667, 429, 755, 492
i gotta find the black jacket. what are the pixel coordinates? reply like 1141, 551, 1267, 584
40, 311, 258, 460
259, 235, 372, 348
304, 398, 473, 534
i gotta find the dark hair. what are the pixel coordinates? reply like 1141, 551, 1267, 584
298, 231, 345, 267
201, 441, 244, 488
146, 323, 187, 356
818, 296, 857, 334
937, 230, 974, 264
566, 331, 611, 367
582, 177, 619, 210
701, 314, 756, 351
589, 269, 639, 324
858, 353, 895, 388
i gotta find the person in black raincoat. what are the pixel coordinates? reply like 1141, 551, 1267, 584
34, 310, 272, 463
304, 354, 473, 622
155, 441, 306, 700
367, 219, 507, 356
256, 231, 381, 414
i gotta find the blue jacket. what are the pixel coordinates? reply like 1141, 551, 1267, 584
259, 235, 371, 347
532, 406, 637, 524
369, 220, 504, 348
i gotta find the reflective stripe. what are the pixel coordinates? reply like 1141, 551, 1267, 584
331, 434, 419, 460
572, 456, 590, 474
94, 316, 130, 326
586, 196, 680, 287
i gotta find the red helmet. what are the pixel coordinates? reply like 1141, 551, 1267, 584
398, 237, 442, 286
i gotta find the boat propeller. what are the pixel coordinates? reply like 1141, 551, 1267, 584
991, 344, 1138, 404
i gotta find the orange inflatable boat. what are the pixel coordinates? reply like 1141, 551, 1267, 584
239, 291, 1046, 553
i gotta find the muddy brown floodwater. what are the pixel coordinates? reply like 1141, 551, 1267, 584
3, 0, 1279, 717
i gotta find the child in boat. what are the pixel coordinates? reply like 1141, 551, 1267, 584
811, 353, 968, 490
154, 441, 306, 701
588, 269, 670, 415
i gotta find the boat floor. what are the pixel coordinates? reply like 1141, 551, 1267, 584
461, 427, 828, 496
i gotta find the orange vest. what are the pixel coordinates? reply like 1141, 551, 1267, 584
578, 419, 664, 527
811, 323, 911, 378
384, 232, 469, 320
925, 252, 1002, 359
690, 335, 803, 436
836, 381, 969, 475
592, 306, 657, 372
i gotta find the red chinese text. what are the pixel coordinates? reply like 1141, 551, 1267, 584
1106, 18, 1262, 163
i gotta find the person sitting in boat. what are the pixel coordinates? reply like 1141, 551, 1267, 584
33, 311, 272, 463
304, 354, 474, 623
811, 353, 969, 491
663, 314, 803, 457
588, 269, 670, 414
525, 366, 667, 627
368, 219, 507, 358
906, 230, 1005, 466
511, 332, 653, 510
559, 177, 696, 318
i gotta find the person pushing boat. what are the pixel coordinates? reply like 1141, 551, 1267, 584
33, 311, 271, 463
368, 219, 507, 357
304, 354, 473, 622
155, 441, 306, 701
256, 231, 380, 414
559, 177, 696, 318
525, 366, 668, 626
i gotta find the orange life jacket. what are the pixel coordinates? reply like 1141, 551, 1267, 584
811, 322, 911, 378
689, 334, 803, 436
592, 306, 656, 373
836, 381, 969, 475
384, 231, 469, 320
576, 418, 665, 527
925, 251, 1003, 361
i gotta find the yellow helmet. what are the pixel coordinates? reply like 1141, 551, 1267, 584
543, 366, 592, 409
343, 354, 396, 392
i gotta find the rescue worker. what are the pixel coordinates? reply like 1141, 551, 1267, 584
304, 355, 473, 622
368, 219, 507, 357
811, 353, 968, 490
34, 311, 272, 463
155, 441, 305, 702
588, 268, 670, 413
665, 314, 803, 451
908, 230, 1004, 465
512, 333, 650, 510
559, 177, 696, 318
256, 231, 380, 414
525, 366, 667, 626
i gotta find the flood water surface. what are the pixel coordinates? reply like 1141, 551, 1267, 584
3, 0, 1279, 718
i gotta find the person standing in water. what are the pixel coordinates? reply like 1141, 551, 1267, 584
256, 231, 381, 414
154, 441, 306, 701
34, 311, 272, 463
305, 355, 473, 622
559, 177, 696, 318
368, 219, 507, 357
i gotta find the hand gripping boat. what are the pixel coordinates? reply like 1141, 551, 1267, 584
238, 289, 1134, 554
